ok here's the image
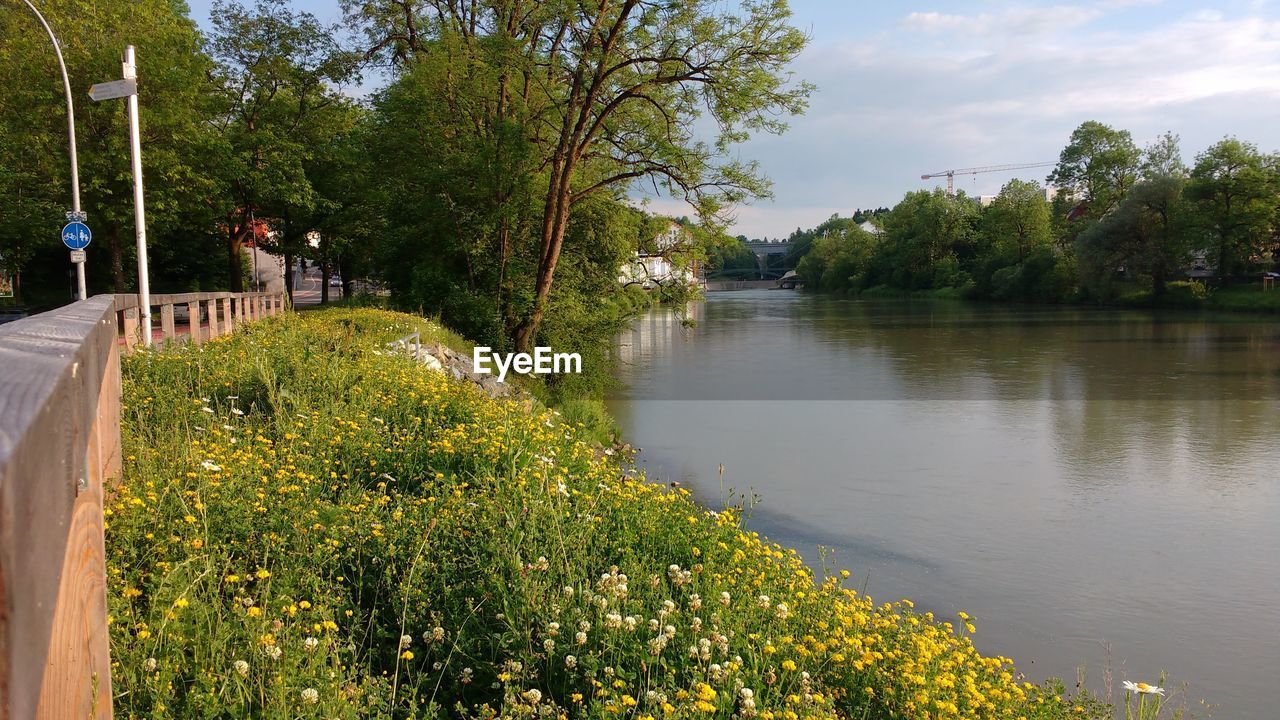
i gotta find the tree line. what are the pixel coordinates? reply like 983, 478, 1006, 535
794, 121, 1280, 305
1, 0, 810, 357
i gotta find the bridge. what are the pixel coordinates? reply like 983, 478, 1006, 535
743, 240, 792, 278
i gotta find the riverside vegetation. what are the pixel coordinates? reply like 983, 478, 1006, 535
108, 308, 1114, 719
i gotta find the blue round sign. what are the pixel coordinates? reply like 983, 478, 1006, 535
62, 222, 91, 250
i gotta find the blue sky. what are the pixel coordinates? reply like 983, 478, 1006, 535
186, 1, 1280, 238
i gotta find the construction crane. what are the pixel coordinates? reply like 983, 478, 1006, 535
920, 162, 1056, 196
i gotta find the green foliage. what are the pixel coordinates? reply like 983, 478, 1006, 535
1047, 120, 1141, 220
1184, 137, 1279, 278
109, 308, 1109, 720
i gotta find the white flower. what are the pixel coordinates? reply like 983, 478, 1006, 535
543, 638, 555, 652
523, 689, 542, 704
201, 406, 215, 414
201, 459, 222, 472
575, 631, 587, 645
143, 657, 157, 672
774, 602, 790, 620
719, 591, 731, 606
1123, 680, 1165, 696
233, 659, 249, 677
304, 637, 319, 651
399, 634, 413, 649
301, 687, 319, 704
230, 408, 244, 416
564, 654, 578, 669
265, 645, 282, 661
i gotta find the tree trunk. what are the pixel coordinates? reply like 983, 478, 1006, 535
283, 249, 295, 304
514, 170, 573, 352
1152, 266, 1167, 297
320, 263, 330, 305
228, 222, 246, 293
107, 222, 126, 293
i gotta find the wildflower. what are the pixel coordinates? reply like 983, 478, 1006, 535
564, 655, 577, 669
265, 646, 282, 661
301, 687, 318, 704
774, 602, 790, 620
719, 591, 731, 606
201, 460, 222, 472
575, 631, 587, 645
1123, 681, 1165, 696
298, 600, 311, 610
304, 637, 319, 651
399, 634, 413, 649
461, 667, 474, 684
255, 568, 270, 580
523, 689, 542, 704
400, 650, 414, 660
231, 408, 244, 416
233, 660, 249, 677
543, 638, 555, 652
143, 657, 157, 672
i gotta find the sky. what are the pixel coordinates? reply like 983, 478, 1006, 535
186, 0, 1280, 239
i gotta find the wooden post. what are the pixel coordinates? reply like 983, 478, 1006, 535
121, 307, 139, 355
222, 297, 234, 334
206, 298, 219, 340
186, 301, 201, 346
160, 303, 175, 343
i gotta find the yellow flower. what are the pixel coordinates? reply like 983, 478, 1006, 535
255, 568, 271, 580
298, 600, 311, 610
400, 650, 414, 660
247, 607, 263, 617
781, 659, 797, 671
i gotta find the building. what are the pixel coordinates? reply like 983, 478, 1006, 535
619, 220, 699, 288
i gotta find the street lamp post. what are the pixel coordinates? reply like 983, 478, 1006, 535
20, 0, 87, 300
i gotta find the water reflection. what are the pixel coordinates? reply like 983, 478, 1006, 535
607, 291, 1280, 720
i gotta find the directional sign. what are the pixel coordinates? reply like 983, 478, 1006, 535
62, 221, 92, 250
69, 249, 87, 263
88, 78, 137, 102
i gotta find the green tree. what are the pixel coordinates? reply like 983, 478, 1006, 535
208, 0, 359, 292
1076, 175, 1189, 296
350, 0, 811, 350
876, 189, 979, 289
983, 179, 1051, 263
1047, 120, 1140, 220
1184, 137, 1278, 279
0, 0, 218, 302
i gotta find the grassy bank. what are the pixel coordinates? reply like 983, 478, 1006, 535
109, 308, 1105, 719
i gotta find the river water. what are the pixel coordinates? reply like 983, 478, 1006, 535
606, 290, 1280, 719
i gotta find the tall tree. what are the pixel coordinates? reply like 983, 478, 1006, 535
349, 0, 811, 350
1076, 175, 1189, 296
983, 179, 1051, 263
1047, 120, 1140, 220
208, 0, 358, 292
1184, 137, 1278, 279
0, 0, 217, 302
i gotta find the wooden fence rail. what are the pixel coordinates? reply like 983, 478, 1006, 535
0, 290, 286, 719
112, 290, 287, 352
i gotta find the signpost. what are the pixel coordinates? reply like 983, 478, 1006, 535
61, 221, 91, 250
20, 0, 86, 300
90, 46, 152, 346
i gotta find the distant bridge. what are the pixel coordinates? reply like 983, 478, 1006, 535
743, 240, 792, 278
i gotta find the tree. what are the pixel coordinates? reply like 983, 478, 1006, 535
208, 0, 358, 292
1184, 137, 1278, 279
1047, 120, 1140, 220
877, 189, 979, 289
1076, 175, 1189, 296
0, 0, 219, 302
350, 0, 811, 350
983, 179, 1051, 263
1140, 131, 1187, 181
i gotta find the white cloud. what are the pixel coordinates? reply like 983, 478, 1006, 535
712, 2, 1280, 238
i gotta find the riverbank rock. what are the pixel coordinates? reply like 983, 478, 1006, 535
398, 341, 517, 399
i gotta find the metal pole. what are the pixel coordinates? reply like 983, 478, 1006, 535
123, 45, 151, 346
21, 0, 86, 300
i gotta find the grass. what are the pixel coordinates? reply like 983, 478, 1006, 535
108, 307, 1108, 719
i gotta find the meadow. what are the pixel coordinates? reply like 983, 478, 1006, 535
108, 307, 1112, 719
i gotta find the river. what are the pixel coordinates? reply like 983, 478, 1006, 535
606, 290, 1280, 719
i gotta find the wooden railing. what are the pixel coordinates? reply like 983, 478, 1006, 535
113, 290, 287, 352
0, 290, 286, 719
